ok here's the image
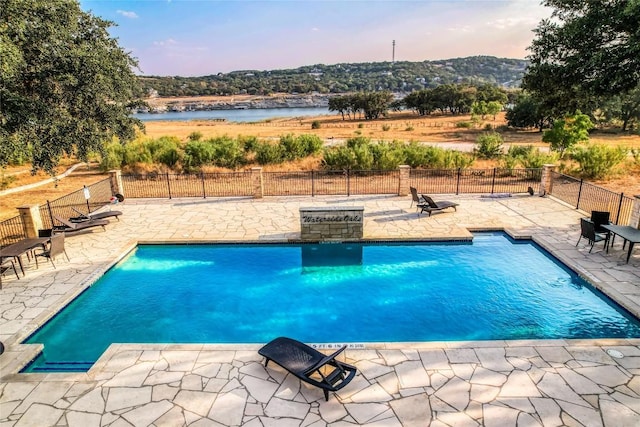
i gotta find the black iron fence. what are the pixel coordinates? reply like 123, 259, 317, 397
0, 215, 26, 248
262, 170, 400, 196
410, 168, 541, 195
1, 168, 637, 247
39, 178, 113, 230
549, 172, 634, 225
121, 172, 252, 199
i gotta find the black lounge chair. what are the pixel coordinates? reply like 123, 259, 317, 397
420, 195, 459, 216
258, 337, 357, 401
69, 207, 122, 223
52, 215, 109, 234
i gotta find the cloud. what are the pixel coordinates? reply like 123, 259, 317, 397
117, 10, 138, 19
486, 17, 538, 30
153, 38, 178, 47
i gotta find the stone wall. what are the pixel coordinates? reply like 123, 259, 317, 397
300, 207, 364, 240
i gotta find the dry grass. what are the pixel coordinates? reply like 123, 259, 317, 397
2, 111, 639, 221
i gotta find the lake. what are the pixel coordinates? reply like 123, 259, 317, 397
134, 106, 330, 122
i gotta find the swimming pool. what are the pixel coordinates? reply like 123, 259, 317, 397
24, 233, 640, 372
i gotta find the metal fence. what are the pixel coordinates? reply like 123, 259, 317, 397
0, 215, 27, 248
549, 172, 634, 225
2, 168, 637, 247
410, 168, 542, 195
262, 170, 400, 196
39, 179, 113, 230
121, 172, 252, 199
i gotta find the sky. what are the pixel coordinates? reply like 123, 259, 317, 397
80, 0, 552, 77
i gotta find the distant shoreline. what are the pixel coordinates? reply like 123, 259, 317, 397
140, 93, 330, 113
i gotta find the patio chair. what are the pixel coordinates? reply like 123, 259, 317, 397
590, 211, 611, 234
0, 257, 20, 287
576, 218, 609, 253
34, 234, 70, 269
419, 195, 459, 217
409, 187, 427, 210
52, 215, 109, 234
258, 337, 357, 401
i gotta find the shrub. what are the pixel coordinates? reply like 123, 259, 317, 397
311, 120, 321, 129
370, 142, 404, 170
346, 136, 370, 149
99, 141, 125, 171
443, 150, 475, 169
542, 111, 593, 156
187, 131, 203, 141
520, 149, 558, 169
382, 124, 391, 131
322, 146, 356, 169
296, 134, 323, 156
570, 144, 628, 179
147, 136, 182, 168
484, 124, 493, 131
254, 142, 285, 164
238, 135, 259, 152
357, 123, 364, 129
123, 140, 153, 165
183, 140, 215, 170
279, 134, 305, 160
455, 121, 472, 128
405, 125, 414, 131
209, 136, 245, 168
474, 132, 504, 159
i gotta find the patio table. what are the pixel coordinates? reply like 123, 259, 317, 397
0, 237, 50, 275
601, 224, 640, 263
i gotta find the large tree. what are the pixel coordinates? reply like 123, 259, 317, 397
0, 0, 145, 173
523, 0, 640, 118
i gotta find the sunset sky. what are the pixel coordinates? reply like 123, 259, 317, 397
80, 0, 552, 76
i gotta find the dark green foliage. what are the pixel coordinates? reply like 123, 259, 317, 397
1, 0, 146, 173
523, 0, 640, 118
505, 93, 549, 131
311, 120, 321, 129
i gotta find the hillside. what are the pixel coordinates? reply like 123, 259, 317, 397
139, 56, 528, 98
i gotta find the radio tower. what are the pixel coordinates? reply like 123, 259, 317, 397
392, 40, 396, 65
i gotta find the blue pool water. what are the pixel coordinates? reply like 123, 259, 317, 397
24, 233, 640, 372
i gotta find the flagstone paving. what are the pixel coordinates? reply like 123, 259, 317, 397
1, 194, 640, 426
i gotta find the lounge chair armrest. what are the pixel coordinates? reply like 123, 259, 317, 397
304, 345, 347, 375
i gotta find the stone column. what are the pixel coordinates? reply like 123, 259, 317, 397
251, 167, 264, 199
539, 164, 556, 196
17, 205, 44, 238
629, 195, 640, 228
398, 165, 410, 196
109, 170, 124, 197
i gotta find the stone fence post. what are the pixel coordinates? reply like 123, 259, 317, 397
629, 195, 640, 228
251, 167, 264, 198
109, 170, 124, 197
17, 205, 44, 238
398, 165, 410, 196
539, 164, 556, 196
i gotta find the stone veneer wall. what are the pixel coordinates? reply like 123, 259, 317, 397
300, 206, 364, 240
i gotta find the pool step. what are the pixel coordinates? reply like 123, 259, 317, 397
28, 361, 95, 372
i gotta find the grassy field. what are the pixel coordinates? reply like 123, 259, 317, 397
1, 110, 639, 221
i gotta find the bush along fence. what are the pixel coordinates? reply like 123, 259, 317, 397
2, 165, 640, 248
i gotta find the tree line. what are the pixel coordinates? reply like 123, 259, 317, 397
140, 56, 527, 97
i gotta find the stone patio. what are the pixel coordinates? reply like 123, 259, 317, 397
1, 194, 639, 426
